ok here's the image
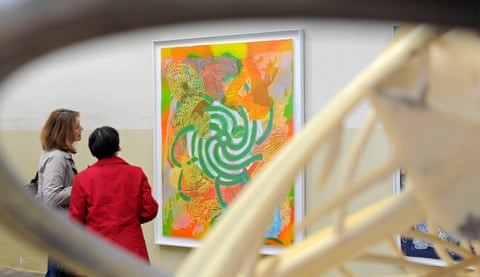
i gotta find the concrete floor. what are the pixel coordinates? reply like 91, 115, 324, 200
0, 267, 43, 277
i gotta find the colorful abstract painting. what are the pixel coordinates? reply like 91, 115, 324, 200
153, 30, 304, 252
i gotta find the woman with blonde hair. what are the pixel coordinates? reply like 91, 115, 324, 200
38, 108, 83, 276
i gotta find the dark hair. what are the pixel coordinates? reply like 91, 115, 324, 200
40, 108, 80, 153
88, 126, 120, 159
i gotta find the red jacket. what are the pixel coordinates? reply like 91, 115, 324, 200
69, 156, 158, 262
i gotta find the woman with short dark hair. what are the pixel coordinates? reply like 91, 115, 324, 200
69, 126, 158, 262
87, 126, 121, 159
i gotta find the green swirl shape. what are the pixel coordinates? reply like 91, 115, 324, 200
171, 100, 273, 207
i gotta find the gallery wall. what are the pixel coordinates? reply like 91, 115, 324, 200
0, 18, 399, 275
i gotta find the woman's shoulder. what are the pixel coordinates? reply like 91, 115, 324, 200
111, 156, 145, 175
43, 149, 71, 156
40, 149, 72, 161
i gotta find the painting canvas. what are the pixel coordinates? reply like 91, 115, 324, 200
153, 30, 304, 254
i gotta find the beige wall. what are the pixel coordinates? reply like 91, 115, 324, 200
0, 130, 193, 274
0, 18, 404, 275
0, 126, 399, 275
0, 130, 182, 273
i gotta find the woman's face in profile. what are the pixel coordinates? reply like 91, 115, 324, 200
73, 116, 83, 142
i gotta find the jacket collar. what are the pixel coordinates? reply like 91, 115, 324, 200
91, 155, 129, 167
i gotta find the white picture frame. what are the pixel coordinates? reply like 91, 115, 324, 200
152, 29, 305, 255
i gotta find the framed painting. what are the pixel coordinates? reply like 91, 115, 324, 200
393, 170, 463, 265
153, 29, 304, 254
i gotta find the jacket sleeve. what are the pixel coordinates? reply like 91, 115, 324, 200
69, 176, 87, 224
42, 154, 72, 208
138, 172, 158, 224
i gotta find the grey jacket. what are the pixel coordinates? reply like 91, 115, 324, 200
37, 149, 77, 211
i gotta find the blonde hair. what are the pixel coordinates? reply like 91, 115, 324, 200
40, 108, 80, 153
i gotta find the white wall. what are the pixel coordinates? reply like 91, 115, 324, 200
0, 18, 396, 131
0, 18, 400, 275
